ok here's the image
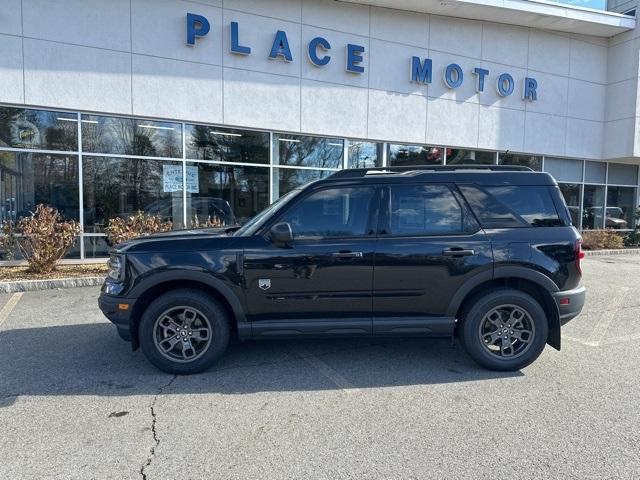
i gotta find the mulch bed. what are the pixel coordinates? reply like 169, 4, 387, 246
0, 264, 107, 282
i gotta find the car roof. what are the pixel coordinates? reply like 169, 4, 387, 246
318, 165, 558, 187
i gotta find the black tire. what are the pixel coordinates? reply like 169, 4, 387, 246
139, 289, 230, 375
459, 288, 548, 371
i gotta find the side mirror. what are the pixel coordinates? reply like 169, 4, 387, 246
269, 222, 293, 246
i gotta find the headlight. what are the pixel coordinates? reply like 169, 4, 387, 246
107, 254, 125, 282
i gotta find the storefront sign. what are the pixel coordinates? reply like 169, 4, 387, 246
186, 13, 538, 101
163, 165, 199, 193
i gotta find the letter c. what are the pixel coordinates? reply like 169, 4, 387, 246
308, 37, 331, 66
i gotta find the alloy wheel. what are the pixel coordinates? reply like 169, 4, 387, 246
478, 304, 536, 359
153, 306, 213, 363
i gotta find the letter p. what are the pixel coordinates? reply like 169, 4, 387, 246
187, 13, 210, 46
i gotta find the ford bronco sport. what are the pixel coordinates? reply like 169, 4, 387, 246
99, 165, 586, 374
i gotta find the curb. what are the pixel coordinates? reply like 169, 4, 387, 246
0, 276, 105, 293
584, 248, 640, 257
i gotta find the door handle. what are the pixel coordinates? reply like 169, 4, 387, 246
442, 248, 476, 257
332, 251, 363, 259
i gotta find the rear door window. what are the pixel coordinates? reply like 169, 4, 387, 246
388, 184, 467, 236
459, 184, 562, 228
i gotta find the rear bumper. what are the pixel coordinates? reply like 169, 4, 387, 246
553, 286, 586, 326
98, 292, 135, 342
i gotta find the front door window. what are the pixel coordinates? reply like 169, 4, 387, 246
279, 187, 377, 239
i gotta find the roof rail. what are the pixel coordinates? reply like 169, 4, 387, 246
329, 164, 533, 179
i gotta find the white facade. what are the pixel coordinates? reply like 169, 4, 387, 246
0, 0, 640, 262
0, 0, 638, 161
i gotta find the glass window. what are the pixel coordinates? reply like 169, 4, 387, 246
275, 134, 343, 169
446, 149, 495, 165
544, 157, 583, 183
388, 144, 443, 166
389, 184, 464, 235
559, 183, 582, 227
583, 185, 605, 229
185, 125, 269, 164
0, 107, 78, 151
347, 141, 382, 168
186, 163, 269, 227
82, 157, 184, 232
81, 115, 182, 158
460, 185, 561, 228
585, 161, 606, 184
279, 187, 375, 238
275, 168, 332, 197
83, 236, 111, 259
606, 186, 637, 229
608, 163, 639, 186
498, 153, 542, 171
0, 152, 79, 224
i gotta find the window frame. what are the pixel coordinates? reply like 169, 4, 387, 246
378, 183, 479, 238
258, 184, 382, 241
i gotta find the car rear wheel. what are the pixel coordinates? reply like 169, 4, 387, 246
459, 289, 548, 371
139, 289, 230, 375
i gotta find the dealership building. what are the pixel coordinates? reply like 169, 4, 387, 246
1, 0, 640, 260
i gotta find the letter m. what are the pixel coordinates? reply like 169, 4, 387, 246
411, 56, 432, 84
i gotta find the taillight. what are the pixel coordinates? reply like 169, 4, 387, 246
575, 239, 585, 274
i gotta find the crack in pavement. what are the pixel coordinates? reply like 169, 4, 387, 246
140, 375, 177, 480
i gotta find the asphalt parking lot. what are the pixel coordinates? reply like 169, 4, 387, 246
1, 255, 639, 480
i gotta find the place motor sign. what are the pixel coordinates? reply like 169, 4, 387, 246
186, 13, 539, 102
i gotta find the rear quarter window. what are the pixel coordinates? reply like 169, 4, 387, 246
458, 184, 563, 228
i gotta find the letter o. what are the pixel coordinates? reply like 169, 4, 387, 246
497, 73, 515, 97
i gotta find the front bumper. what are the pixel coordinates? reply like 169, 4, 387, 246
553, 286, 586, 325
98, 291, 135, 342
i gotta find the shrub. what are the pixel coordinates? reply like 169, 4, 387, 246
581, 229, 624, 250
106, 212, 173, 246
191, 215, 224, 229
0, 204, 80, 273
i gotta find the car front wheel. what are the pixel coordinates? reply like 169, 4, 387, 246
459, 289, 549, 371
139, 289, 230, 375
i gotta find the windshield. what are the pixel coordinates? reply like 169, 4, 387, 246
234, 189, 301, 237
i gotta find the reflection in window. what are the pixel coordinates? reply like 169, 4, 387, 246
185, 125, 269, 164
498, 153, 542, 171
559, 183, 582, 227
81, 115, 182, 158
347, 141, 382, 168
585, 161, 606, 184
544, 157, 583, 183
460, 185, 561, 228
186, 163, 269, 227
84, 235, 111, 259
275, 168, 332, 197
388, 144, 443, 166
446, 149, 495, 165
583, 185, 605, 229
606, 186, 637, 229
0, 107, 78, 151
608, 163, 639, 186
280, 187, 375, 238
82, 157, 184, 232
275, 134, 343, 169
390, 184, 463, 235
0, 151, 79, 224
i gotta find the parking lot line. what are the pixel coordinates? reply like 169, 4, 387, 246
0, 292, 24, 329
293, 346, 361, 394
584, 287, 630, 347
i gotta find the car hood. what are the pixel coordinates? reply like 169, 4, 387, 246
113, 227, 240, 253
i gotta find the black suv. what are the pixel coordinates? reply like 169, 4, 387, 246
99, 166, 586, 374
